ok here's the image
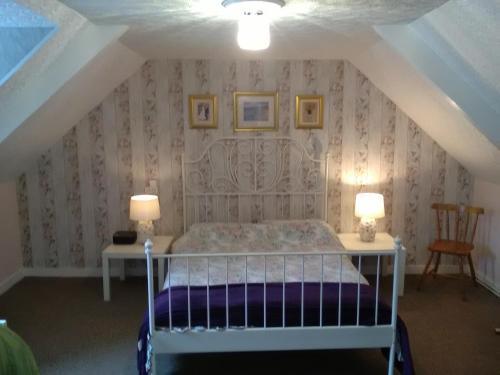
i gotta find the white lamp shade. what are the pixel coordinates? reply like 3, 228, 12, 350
130, 195, 161, 221
355, 193, 385, 219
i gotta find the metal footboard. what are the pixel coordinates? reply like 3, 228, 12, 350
145, 238, 403, 375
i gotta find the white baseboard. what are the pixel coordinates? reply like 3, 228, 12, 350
0, 269, 24, 295
0, 266, 150, 295
23, 267, 101, 277
393, 264, 500, 297
476, 274, 500, 297
22, 266, 148, 278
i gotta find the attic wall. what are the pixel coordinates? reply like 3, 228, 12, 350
0, 181, 22, 290
472, 179, 500, 295
16, 59, 473, 272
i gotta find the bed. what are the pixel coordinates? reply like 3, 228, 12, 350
138, 137, 413, 375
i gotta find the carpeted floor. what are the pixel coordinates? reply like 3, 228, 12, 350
0, 275, 499, 375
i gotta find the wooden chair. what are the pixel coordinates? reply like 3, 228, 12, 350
417, 203, 484, 299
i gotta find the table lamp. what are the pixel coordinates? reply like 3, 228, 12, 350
130, 194, 161, 244
355, 192, 385, 242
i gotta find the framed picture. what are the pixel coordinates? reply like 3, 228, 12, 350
189, 95, 217, 129
234, 92, 278, 132
296, 95, 323, 129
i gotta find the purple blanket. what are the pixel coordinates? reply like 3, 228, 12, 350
138, 283, 414, 374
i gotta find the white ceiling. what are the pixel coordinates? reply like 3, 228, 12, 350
0, 0, 85, 98
420, 0, 500, 95
0, 1, 143, 182
60, 0, 448, 58
404, 0, 500, 148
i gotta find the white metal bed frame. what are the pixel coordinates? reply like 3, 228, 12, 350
144, 137, 404, 375
182, 137, 329, 230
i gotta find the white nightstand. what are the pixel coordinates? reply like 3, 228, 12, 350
337, 232, 406, 296
102, 235, 174, 301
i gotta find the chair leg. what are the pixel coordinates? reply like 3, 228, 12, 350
432, 253, 441, 278
467, 254, 478, 287
458, 256, 467, 301
418, 252, 435, 291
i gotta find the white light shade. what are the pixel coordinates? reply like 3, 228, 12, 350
223, 0, 284, 51
237, 15, 270, 50
130, 195, 161, 221
355, 193, 385, 219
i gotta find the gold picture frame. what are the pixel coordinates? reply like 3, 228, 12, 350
234, 91, 278, 132
296, 95, 323, 129
189, 94, 218, 129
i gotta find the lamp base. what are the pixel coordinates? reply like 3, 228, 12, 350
359, 217, 377, 242
137, 220, 154, 244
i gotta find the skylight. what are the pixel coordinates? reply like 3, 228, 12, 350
0, 0, 57, 86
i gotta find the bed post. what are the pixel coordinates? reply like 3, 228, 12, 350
181, 153, 187, 234
324, 152, 330, 222
388, 236, 402, 375
145, 239, 156, 374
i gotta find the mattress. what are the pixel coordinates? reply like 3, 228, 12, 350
164, 220, 368, 288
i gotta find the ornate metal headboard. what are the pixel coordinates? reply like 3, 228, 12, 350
182, 137, 329, 232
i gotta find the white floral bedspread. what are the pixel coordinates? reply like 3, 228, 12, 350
163, 220, 368, 288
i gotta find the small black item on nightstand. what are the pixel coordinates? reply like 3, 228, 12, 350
113, 231, 137, 245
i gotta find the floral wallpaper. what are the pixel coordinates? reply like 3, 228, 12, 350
16, 174, 32, 267
16, 59, 473, 270
62, 127, 85, 267
88, 105, 109, 267
115, 81, 134, 231
37, 151, 58, 267
380, 98, 396, 234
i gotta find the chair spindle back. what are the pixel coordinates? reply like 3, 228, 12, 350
431, 203, 484, 245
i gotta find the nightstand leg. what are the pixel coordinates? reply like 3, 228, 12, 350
103, 256, 110, 301
158, 258, 165, 291
119, 259, 125, 281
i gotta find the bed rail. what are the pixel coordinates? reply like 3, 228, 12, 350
144, 238, 403, 375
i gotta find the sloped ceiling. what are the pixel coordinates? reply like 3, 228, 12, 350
0, 1, 145, 181
0, 38, 145, 180
422, 0, 500, 94
0, 1, 57, 86
409, 0, 500, 147
349, 32, 500, 184
368, 0, 500, 183
60, 0, 447, 59
0, 0, 86, 97
0, 27, 55, 85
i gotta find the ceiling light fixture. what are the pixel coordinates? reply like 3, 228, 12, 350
222, 0, 285, 51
